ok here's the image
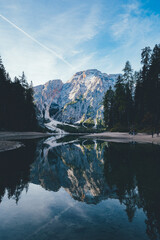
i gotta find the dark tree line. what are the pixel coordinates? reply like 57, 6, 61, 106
0, 56, 38, 131
104, 44, 160, 132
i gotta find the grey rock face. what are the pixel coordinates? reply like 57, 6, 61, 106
34, 69, 119, 126
34, 79, 63, 119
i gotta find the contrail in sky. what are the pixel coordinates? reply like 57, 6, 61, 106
0, 14, 73, 68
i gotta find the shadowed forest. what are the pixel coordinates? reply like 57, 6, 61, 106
0, 57, 38, 131
104, 44, 160, 133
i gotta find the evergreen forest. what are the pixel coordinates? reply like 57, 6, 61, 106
104, 44, 160, 133
0, 56, 38, 131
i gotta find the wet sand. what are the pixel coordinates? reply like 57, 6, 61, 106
85, 132, 160, 145
0, 141, 24, 153
1, 131, 160, 153
0, 132, 52, 152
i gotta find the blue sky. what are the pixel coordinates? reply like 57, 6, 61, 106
0, 0, 160, 85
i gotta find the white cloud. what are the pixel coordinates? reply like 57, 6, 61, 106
35, 3, 103, 54
111, 1, 160, 46
107, 1, 160, 72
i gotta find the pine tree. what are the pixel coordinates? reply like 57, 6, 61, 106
103, 86, 114, 128
134, 70, 143, 126
149, 44, 160, 132
114, 75, 126, 127
19, 72, 28, 89
123, 61, 133, 92
123, 62, 134, 128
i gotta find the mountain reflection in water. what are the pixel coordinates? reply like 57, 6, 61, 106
0, 137, 160, 240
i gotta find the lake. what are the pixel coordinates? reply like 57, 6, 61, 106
0, 136, 160, 240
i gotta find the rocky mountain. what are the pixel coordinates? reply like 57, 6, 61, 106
34, 79, 63, 119
34, 69, 119, 129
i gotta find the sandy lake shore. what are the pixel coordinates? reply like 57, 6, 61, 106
1, 131, 160, 153
0, 132, 52, 153
85, 132, 160, 145
0, 141, 24, 153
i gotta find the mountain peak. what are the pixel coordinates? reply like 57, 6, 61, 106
67, 69, 107, 84
44, 79, 63, 87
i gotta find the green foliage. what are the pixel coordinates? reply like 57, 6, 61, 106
84, 117, 95, 128
103, 86, 115, 128
96, 118, 105, 129
57, 124, 105, 133
63, 95, 85, 111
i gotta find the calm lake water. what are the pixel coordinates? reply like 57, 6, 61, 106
0, 136, 160, 240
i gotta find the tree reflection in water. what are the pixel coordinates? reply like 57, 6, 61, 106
104, 143, 160, 240
0, 140, 37, 203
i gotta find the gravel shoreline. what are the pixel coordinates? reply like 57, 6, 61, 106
0, 132, 52, 153
0, 141, 24, 153
85, 132, 160, 145
1, 131, 160, 153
